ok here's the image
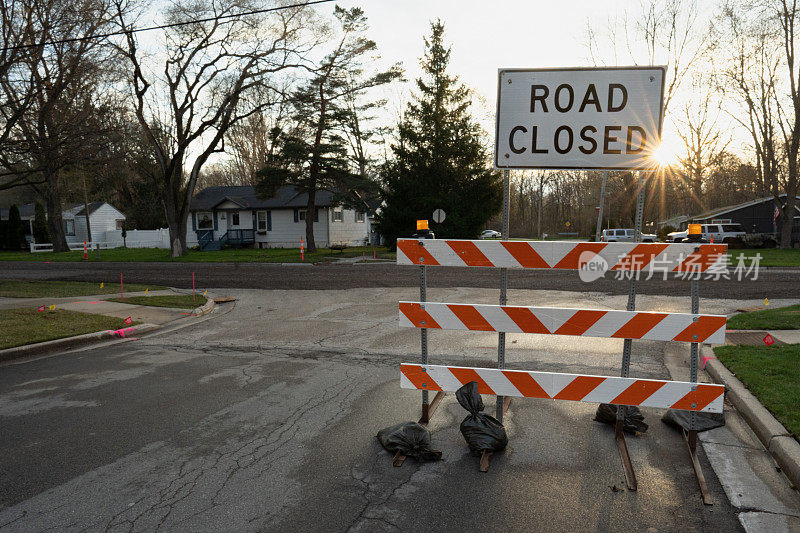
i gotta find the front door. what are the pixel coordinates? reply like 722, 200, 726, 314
217, 211, 227, 238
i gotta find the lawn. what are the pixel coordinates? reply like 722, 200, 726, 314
715, 344, 800, 439
727, 304, 800, 330
0, 280, 161, 298
106, 294, 207, 309
728, 248, 800, 268
0, 308, 132, 350
0, 245, 394, 263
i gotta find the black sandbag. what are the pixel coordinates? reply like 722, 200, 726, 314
376, 422, 442, 461
661, 410, 725, 432
455, 381, 508, 455
594, 403, 649, 434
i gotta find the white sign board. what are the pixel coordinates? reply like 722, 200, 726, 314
432, 209, 446, 223
494, 67, 665, 170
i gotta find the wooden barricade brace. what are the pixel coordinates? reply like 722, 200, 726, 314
396, 238, 727, 499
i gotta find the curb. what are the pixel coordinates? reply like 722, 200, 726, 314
192, 298, 215, 316
0, 323, 161, 363
703, 345, 800, 489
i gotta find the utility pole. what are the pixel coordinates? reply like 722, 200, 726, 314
82, 175, 92, 244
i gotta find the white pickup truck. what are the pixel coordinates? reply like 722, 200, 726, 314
600, 228, 657, 242
666, 222, 746, 246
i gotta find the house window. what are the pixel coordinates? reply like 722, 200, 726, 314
197, 212, 213, 229
298, 210, 307, 221
64, 219, 75, 236
115, 219, 124, 230
257, 211, 268, 231
231, 211, 240, 226
356, 212, 365, 223
333, 208, 343, 222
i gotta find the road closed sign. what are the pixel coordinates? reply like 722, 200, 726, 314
495, 66, 665, 170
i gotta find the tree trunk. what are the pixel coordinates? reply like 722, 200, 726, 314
779, 185, 797, 249
305, 187, 317, 252
44, 170, 69, 252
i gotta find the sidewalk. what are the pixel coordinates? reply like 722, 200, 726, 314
0, 289, 196, 327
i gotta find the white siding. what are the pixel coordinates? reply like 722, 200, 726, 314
328, 207, 369, 247
66, 204, 125, 243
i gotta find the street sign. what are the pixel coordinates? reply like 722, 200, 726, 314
495, 66, 665, 170
432, 209, 446, 223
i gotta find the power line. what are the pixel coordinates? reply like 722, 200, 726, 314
2, 0, 336, 52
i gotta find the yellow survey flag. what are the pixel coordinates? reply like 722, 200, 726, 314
49, 304, 55, 311
203, 290, 207, 296
145, 288, 149, 295
100, 282, 104, 288
764, 298, 770, 306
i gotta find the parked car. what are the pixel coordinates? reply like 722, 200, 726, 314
667, 223, 746, 246
600, 228, 656, 242
480, 229, 501, 239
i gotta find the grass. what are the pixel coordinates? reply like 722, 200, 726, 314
727, 304, 800, 330
0, 280, 162, 298
727, 248, 800, 267
0, 308, 133, 350
106, 294, 207, 309
0, 245, 394, 263
715, 344, 800, 439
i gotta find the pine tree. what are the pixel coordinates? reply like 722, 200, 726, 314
33, 201, 50, 243
255, 7, 401, 252
377, 21, 502, 248
5, 205, 26, 250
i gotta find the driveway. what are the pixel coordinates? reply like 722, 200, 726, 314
1, 288, 798, 531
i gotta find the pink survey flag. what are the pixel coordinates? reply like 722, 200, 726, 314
124, 316, 133, 325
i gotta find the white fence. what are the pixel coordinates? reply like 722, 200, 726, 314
30, 229, 171, 252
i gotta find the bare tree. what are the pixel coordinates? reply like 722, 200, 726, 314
718, 1, 796, 247
586, 0, 708, 116
114, 0, 319, 257
1, 0, 118, 251
675, 82, 730, 211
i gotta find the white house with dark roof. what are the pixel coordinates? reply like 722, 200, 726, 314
186, 185, 373, 249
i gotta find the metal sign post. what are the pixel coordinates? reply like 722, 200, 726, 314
497, 169, 512, 422
595, 171, 607, 241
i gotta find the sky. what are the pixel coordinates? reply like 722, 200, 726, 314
314, 0, 713, 166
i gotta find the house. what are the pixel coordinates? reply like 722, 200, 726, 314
0, 201, 126, 243
658, 195, 800, 242
186, 185, 372, 250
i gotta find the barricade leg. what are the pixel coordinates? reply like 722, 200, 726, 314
685, 276, 713, 505
395, 263, 444, 468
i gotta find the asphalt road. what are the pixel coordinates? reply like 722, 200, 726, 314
0, 289, 750, 532
1, 260, 798, 298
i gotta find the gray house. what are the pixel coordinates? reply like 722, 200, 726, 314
186, 185, 372, 250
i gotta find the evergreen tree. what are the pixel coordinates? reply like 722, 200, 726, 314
33, 201, 50, 243
256, 7, 401, 252
377, 21, 502, 248
5, 205, 26, 250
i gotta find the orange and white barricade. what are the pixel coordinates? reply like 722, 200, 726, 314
395, 237, 727, 499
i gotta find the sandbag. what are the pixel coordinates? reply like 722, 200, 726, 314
661, 410, 725, 432
594, 403, 649, 434
376, 422, 442, 461
455, 381, 508, 455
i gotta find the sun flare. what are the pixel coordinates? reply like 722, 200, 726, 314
652, 140, 681, 167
